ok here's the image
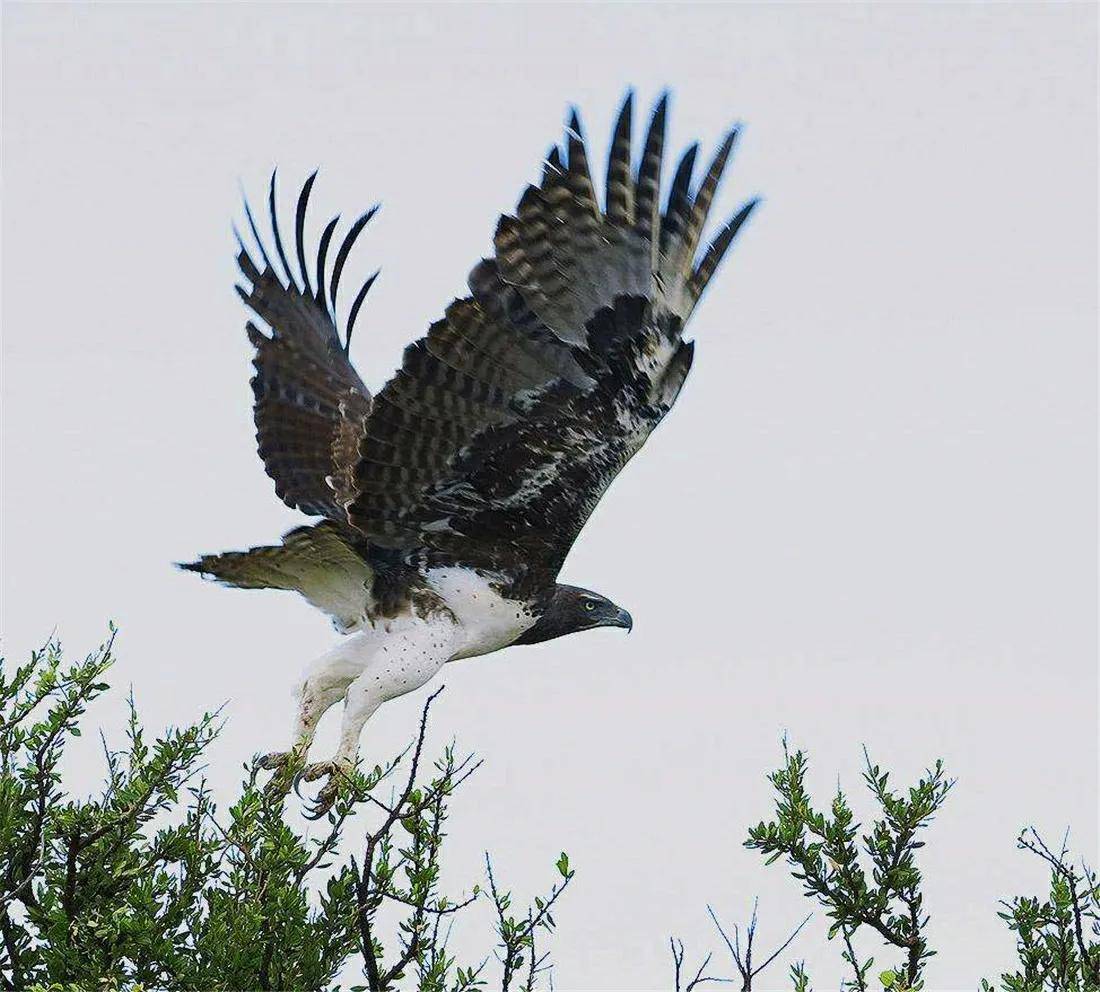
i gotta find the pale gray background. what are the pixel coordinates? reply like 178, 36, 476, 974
2, 3, 1096, 988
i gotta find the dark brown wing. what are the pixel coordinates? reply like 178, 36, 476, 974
236, 172, 377, 519
402, 297, 699, 587
346, 93, 757, 583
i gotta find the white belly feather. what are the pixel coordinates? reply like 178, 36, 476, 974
286, 567, 535, 779
423, 566, 537, 660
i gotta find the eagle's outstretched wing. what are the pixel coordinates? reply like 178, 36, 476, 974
345, 93, 756, 586
236, 173, 377, 519
233, 92, 755, 591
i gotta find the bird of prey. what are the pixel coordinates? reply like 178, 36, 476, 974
182, 92, 757, 814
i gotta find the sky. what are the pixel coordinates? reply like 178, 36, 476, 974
2, 3, 1097, 988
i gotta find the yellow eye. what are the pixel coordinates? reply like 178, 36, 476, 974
584, 601, 595, 611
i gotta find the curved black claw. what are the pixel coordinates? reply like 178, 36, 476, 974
292, 760, 329, 797
293, 761, 349, 819
302, 779, 341, 821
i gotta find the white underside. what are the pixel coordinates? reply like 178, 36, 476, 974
283, 566, 537, 769
422, 566, 537, 660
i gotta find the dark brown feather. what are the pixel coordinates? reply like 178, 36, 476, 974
340, 95, 755, 582
237, 176, 378, 519
605, 91, 635, 225
635, 93, 668, 263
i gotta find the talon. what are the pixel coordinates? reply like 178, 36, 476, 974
295, 760, 343, 786
257, 751, 290, 771
303, 780, 340, 820
293, 761, 351, 819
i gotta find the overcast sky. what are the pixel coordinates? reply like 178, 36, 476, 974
3, 3, 1096, 988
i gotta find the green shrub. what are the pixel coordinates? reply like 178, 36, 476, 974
0, 633, 571, 991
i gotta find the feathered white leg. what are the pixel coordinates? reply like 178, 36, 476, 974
297, 615, 461, 818
258, 631, 378, 778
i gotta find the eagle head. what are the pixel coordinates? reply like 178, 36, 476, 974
513, 584, 633, 645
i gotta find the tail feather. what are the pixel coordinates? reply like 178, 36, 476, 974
179, 521, 372, 632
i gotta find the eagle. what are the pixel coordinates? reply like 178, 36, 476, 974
182, 92, 757, 815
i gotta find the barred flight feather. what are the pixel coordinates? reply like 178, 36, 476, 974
193, 92, 757, 605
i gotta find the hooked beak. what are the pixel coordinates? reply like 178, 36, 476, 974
613, 608, 633, 633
